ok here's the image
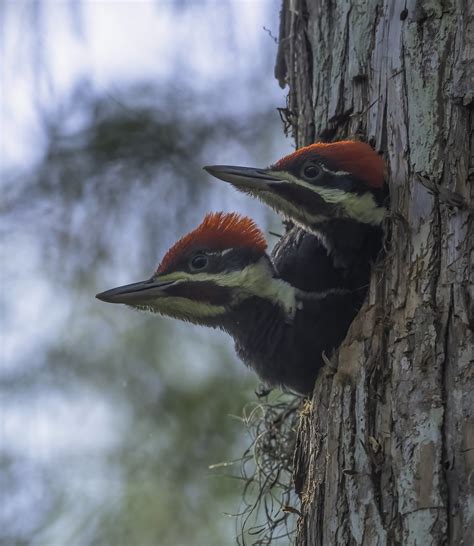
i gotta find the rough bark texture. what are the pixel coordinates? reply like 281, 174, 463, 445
276, 1, 473, 544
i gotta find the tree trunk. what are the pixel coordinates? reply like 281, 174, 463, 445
276, 1, 473, 544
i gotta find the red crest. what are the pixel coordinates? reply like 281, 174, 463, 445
274, 141, 384, 188
158, 212, 267, 273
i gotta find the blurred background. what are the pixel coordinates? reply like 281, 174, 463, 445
1, 1, 294, 545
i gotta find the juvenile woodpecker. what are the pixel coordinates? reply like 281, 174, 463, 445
96, 213, 358, 395
204, 141, 386, 271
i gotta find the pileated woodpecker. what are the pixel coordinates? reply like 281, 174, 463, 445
204, 141, 387, 271
96, 213, 358, 395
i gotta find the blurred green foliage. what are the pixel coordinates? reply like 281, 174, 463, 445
1, 81, 294, 546
1, 1, 297, 543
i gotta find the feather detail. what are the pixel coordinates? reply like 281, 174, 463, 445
158, 212, 267, 273
273, 141, 384, 188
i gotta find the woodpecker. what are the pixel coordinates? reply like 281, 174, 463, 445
96, 212, 359, 395
204, 141, 387, 271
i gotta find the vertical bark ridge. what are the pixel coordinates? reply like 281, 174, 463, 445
276, 0, 473, 543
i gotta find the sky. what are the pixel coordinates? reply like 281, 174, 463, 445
1, 0, 285, 169
1, 0, 288, 372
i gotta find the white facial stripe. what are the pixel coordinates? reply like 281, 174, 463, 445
296, 286, 350, 300
320, 164, 350, 176
309, 187, 385, 225
155, 259, 297, 318
139, 296, 225, 321
295, 287, 352, 311
213, 259, 297, 318
265, 170, 385, 226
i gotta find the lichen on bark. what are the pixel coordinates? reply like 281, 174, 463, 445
276, 0, 473, 544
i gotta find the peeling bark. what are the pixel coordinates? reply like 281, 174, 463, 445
276, 1, 473, 544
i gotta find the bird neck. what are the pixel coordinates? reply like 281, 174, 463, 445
220, 287, 357, 395
221, 256, 298, 319
189, 261, 296, 329
309, 219, 383, 271
217, 266, 298, 372
221, 294, 293, 385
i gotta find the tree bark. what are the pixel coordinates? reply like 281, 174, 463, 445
276, 1, 473, 544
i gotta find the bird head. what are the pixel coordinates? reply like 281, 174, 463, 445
204, 141, 386, 231
96, 212, 295, 325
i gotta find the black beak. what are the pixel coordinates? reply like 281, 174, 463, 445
96, 278, 176, 305
203, 165, 283, 190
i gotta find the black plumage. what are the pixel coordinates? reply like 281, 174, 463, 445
97, 214, 361, 396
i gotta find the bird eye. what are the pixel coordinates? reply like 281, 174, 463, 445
302, 162, 321, 181
190, 254, 209, 271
